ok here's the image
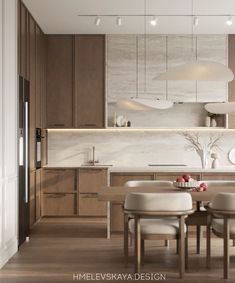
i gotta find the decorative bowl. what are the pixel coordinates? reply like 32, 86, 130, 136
173, 181, 199, 189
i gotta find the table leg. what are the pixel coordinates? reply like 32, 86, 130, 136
107, 201, 110, 239
196, 201, 201, 254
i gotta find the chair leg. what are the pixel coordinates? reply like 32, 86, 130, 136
129, 233, 133, 247
124, 214, 129, 267
196, 225, 201, 254
224, 217, 229, 279
206, 223, 211, 269
134, 215, 141, 273
233, 239, 235, 247
179, 216, 185, 279
141, 239, 145, 265
165, 240, 169, 247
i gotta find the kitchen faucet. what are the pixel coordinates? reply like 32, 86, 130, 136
89, 146, 99, 166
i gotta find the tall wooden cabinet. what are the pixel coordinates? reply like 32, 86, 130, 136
74, 35, 105, 128
46, 35, 74, 128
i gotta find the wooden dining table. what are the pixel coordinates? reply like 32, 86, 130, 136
98, 184, 235, 240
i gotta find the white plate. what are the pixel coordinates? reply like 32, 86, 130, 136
229, 148, 235, 164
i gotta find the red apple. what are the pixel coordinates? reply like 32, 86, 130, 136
176, 177, 185, 182
182, 174, 191, 182
188, 177, 195, 182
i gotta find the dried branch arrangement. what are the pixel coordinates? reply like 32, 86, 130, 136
180, 132, 223, 152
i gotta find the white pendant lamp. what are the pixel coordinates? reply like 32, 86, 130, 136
154, 60, 234, 82
117, 0, 173, 111
205, 102, 235, 114
154, 0, 234, 83
117, 98, 173, 111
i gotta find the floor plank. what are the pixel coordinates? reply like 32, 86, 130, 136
0, 217, 235, 282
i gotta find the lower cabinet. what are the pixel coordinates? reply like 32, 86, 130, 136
78, 193, 106, 216
42, 193, 76, 216
41, 168, 108, 217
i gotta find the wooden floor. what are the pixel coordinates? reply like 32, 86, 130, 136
0, 217, 235, 283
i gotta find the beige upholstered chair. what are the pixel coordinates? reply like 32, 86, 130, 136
124, 192, 193, 278
124, 180, 174, 247
206, 192, 235, 279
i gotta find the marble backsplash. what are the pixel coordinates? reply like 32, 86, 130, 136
47, 130, 235, 169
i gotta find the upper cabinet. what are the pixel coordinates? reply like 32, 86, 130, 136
74, 35, 105, 128
46, 35, 74, 128
45, 35, 105, 128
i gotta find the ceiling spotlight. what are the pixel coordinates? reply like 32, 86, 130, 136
193, 16, 199, 26
226, 16, 233, 26
116, 16, 122, 26
150, 16, 158, 26
94, 16, 101, 26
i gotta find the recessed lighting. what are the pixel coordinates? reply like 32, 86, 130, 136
226, 16, 233, 26
94, 16, 101, 26
150, 16, 158, 26
193, 16, 199, 26
116, 16, 122, 26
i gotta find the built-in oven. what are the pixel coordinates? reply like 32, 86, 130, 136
36, 128, 42, 169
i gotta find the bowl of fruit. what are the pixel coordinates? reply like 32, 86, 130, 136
173, 174, 199, 190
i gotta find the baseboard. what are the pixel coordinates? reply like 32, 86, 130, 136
0, 238, 18, 269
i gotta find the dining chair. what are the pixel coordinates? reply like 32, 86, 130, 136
124, 180, 173, 247
124, 192, 193, 278
206, 192, 235, 279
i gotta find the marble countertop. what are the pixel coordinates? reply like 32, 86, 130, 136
43, 165, 235, 173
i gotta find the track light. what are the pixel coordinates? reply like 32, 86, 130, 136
94, 16, 101, 26
150, 16, 158, 26
226, 16, 233, 26
116, 16, 122, 26
193, 16, 199, 26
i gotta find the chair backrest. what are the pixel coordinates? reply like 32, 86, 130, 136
211, 192, 235, 211
124, 192, 192, 212
125, 180, 173, 187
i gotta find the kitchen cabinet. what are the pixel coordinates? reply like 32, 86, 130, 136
46, 35, 74, 128
228, 35, 235, 129
42, 193, 76, 216
110, 173, 154, 231
74, 35, 105, 128
201, 173, 235, 181
41, 169, 76, 216
42, 169, 76, 193
36, 169, 41, 221
29, 15, 36, 170
29, 171, 36, 227
78, 168, 107, 216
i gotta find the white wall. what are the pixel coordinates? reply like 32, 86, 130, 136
0, 0, 18, 268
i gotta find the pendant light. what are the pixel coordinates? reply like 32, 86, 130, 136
117, 0, 173, 111
205, 102, 235, 114
154, 0, 234, 82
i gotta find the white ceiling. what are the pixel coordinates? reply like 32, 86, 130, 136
23, 0, 235, 34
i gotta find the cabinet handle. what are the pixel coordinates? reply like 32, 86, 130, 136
81, 194, 98, 199
46, 193, 67, 198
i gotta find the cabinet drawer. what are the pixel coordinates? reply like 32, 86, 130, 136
78, 193, 106, 216
42, 169, 76, 193
78, 168, 107, 193
201, 173, 235, 181
42, 193, 76, 216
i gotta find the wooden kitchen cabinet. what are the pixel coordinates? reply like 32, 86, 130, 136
78, 168, 107, 216
42, 169, 76, 193
41, 169, 77, 216
201, 173, 235, 180
29, 171, 36, 227
36, 169, 41, 221
74, 35, 105, 128
42, 193, 76, 216
46, 35, 74, 128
